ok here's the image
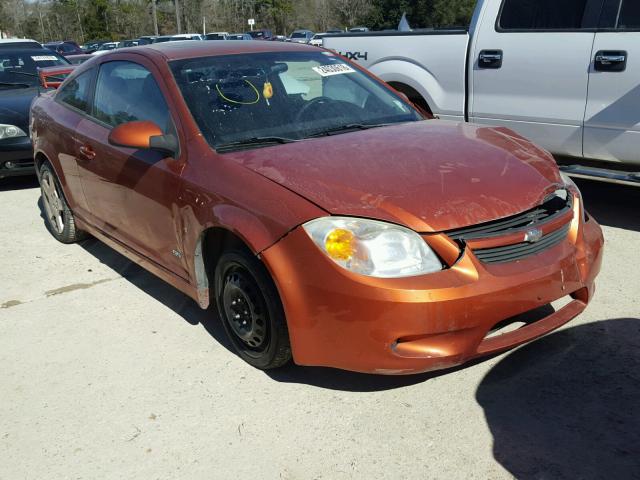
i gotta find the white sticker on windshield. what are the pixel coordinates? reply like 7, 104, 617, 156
312, 64, 355, 77
31, 55, 58, 61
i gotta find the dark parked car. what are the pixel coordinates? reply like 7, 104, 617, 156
289, 30, 314, 44
153, 35, 174, 43
44, 41, 84, 56
0, 48, 68, 179
204, 32, 229, 40
246, 29, 273, 40
225, 33, 252, 40
66, 54, 93, 65
119, 39, 140, 48
81, 41, 107, 53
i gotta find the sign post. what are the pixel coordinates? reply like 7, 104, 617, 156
248, 18, 255, 31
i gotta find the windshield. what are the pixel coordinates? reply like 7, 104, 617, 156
0, 51, 67, 87
291, 32, 308, 38
171, 51, 422, 151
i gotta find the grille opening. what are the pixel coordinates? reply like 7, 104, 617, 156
474, 223, 570, 264
447, 191, 572, 242
484, 296, 573, 340
485, 303, 555, 339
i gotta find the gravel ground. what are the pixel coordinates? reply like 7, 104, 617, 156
1, 176, 638, 480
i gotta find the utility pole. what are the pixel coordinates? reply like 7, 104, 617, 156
174, 0, 182, 34
151, 0, 158, 35
75, 0, 85, 44
37, 2, 46, 42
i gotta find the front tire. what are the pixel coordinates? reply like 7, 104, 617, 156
215, 250, 291, 370
39, 162, 87, 243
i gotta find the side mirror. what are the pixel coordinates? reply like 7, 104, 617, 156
108, 120, 178, 156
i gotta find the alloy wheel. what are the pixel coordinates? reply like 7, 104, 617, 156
41, 170, 65, 234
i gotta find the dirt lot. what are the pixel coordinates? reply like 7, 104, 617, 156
1, 176, 638, 480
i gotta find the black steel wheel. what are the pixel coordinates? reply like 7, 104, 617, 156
215, 250, 291, 369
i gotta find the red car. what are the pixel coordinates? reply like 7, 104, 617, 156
30, 42, 603, 374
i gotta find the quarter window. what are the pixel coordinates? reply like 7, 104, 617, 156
499, 0, 589, 30
57, 69, 94, 113
618, 0, 640, 29
93, 61, 171, 133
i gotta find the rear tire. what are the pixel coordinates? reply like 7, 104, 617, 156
215, 250, 291, 370
39, 162, 87, 244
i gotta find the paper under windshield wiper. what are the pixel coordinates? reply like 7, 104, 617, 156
306, 123, 391, 138
216, 136, 299, 152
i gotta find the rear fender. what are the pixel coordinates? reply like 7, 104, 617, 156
368, 59, 458, 119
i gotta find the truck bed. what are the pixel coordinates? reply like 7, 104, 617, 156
323, 30, 470, 122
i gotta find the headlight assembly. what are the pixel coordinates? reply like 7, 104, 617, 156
302, 217, 443, 278
0, 124, 27, 140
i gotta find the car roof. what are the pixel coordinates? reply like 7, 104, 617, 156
0, 48, 65, 56
0, 38, 41, 44
132, 39, 316, 61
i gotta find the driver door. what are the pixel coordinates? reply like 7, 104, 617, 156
75, 58, 188, 279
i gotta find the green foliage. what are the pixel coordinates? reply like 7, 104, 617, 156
4, 0, 477, 43
366, 0, 475, 30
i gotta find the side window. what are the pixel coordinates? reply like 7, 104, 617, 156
499, 0, 589, 30
57, 69, 94, 113
93, 61, 171, 133
618, 1, 640, 29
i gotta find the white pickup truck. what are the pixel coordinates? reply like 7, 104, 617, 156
324, 0, 640, 185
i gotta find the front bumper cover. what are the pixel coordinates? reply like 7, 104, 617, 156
0, 136, 35, 178
261, 202, 604, 375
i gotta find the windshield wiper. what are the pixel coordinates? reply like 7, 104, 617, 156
216, 136, 299, 153
0, 81, 31, 88
5, 71, 38, 78
306, 123, 392, 138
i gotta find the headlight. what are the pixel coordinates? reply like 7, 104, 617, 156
0, 124, 27, 140
302, 217, 443, 278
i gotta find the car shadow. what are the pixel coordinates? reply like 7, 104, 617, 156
78, 234, 498, 391
575, 178, 640, 232
77, 237, 236, 355
262, 357, 499, 392
0, 176, 38, 192
476, 318, 640, 480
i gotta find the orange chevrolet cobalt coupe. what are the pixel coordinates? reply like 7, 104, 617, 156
31, 42, 603, 374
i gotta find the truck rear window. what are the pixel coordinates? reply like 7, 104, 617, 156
618, 0, 640, 29
499, 0, 589, 30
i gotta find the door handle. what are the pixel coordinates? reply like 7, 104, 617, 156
479, 50, 503, 69
594, 50, 627, 72
79, 145, 96, 160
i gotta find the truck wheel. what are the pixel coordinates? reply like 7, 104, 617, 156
39, 162, 87, 243
215, 250, 292, 370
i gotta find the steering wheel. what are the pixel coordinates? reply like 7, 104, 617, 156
295, 96, 334, 124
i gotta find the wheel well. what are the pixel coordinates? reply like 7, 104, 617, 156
198, 228, 253, 306
388, 82, 432, 116
34, 152, 48, 173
